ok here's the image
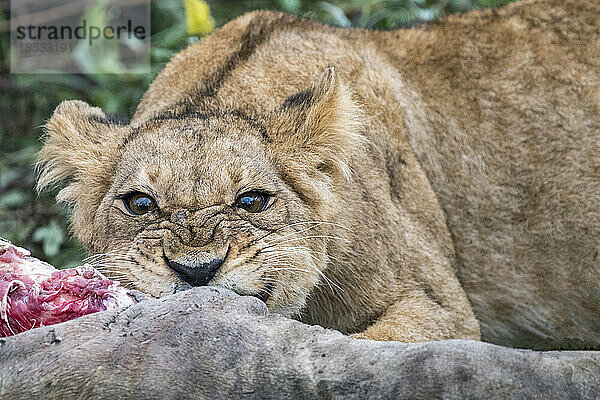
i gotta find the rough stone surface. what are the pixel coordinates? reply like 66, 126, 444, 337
1, 286, 599, 399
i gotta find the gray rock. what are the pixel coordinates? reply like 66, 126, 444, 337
1, 286, 599, 399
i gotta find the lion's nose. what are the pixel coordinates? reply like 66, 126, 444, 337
166, 257, 223, 286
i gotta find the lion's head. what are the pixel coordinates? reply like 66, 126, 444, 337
37, 68, 366, 317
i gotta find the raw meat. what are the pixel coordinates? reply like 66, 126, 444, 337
0, 237, 136, 337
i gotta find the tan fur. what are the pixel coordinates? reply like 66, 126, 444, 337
38, 0, 600, 348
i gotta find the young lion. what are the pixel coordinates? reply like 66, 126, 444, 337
38, 0, 600, 348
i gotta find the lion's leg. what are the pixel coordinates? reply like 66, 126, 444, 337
351, 289, 481, 342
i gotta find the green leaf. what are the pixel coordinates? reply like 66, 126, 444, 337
0, 190, 26, 211
318, 2, 352, 27
277, 0, 301, 12
32, 220, 65, 258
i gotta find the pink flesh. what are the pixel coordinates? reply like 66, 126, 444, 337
0, 241, 135, 337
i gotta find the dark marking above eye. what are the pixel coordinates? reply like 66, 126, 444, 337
127, 109, 270, 146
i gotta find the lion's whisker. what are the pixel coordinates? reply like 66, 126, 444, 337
248, 220, 352, 249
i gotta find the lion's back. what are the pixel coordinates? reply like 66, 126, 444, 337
396, 0, 600, 347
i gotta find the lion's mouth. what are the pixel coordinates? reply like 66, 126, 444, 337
162, 251, 273, 303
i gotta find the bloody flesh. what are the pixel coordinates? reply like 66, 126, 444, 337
0, 238, 135, 337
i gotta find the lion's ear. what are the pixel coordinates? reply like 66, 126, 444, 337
36, 100, 129, 204
266, 67, 366, 185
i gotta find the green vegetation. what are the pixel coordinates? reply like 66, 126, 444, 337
0, 0, 514, 266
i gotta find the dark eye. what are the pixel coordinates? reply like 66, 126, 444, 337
123, 192, 157, 215
235, 191, 269, 213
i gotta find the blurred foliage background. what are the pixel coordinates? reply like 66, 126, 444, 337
0, 0, 514, 267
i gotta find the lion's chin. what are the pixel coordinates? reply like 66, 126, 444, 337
128, 274, 311, 319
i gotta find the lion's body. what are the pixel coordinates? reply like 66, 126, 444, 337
39, 0, 600, 348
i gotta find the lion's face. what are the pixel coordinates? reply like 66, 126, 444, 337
38, 68, 365, 317
98, 115, 328, 316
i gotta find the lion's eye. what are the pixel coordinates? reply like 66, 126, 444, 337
235, 191, 269, 213
123, 192, 156, 215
